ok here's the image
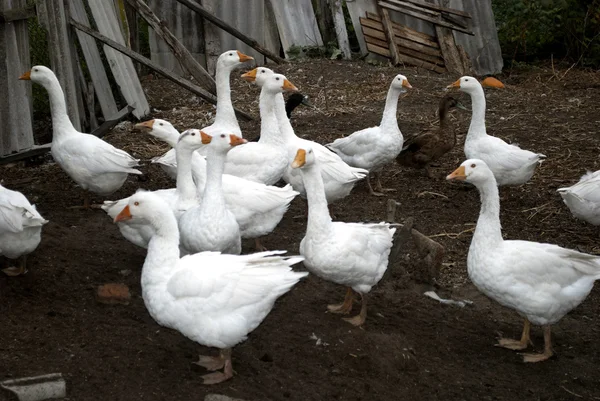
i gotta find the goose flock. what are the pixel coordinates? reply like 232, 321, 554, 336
2, 50, 599, 384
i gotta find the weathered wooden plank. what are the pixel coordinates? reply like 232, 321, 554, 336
69, 0, 118, 122
175, 0, 286, 64
379, 7, 400, 65
434, 23, 469, 75
0, 144, 51, 164
87, 0, 150, 119
36, 0, 83, 130
346, 0, 379, 55
90, 105, 134, 138
268, 0, 323, 57
366, 12, 438, 44
385, 0, 440, 18
202, 0, 219, 75
363, 33, 389, 50
366, 41, 390, 58
397, 51, 445, 72
397, 42, 444, 65
378, 1, 473, 35
0, 4, 34, 22
127, 0, 216, 93
70, 19, 253, 121
330, 0, 351, 59
403, 0, 471, 18
362, 23, 441, 57
0, 0, 34, 156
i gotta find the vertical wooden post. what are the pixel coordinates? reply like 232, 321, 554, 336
202, 0, 220, 75
87, 0, 150, 119
0, 0, 34, 156
36, 0, 82, 130
314, 0, 335, 45
379, 7, 400, 65
69, 0, 119, 121
329, 0, 351, 59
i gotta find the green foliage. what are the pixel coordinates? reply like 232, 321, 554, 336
493, 0, 600, 67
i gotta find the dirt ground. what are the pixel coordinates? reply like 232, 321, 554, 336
1, 59, 600, 401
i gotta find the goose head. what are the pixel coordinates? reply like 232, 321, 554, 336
176, 129, 207, 152
200, 131, 247, 154
135, 119, 179, 144
114, 190, 170, 226
291, 147, 316, 169
19, 65, 56, 86
391, 74, 412, 91
446, 76, 482, 94
262, 73, 298, 95
446, 159, 495, 186
241, 67, 274, 86
217, 50, 254, 70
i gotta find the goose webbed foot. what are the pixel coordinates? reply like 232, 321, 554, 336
343, 293, 367, 327
495, 319, 532, 350
199, 348, 233, 385
327, 287, 355, 314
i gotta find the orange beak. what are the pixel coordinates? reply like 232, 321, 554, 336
480, 77, 505, 89
19, 71, 31, 80
283, 79, 298, 92
135, 120, 155, 130
201, 131, 212, 144
237, 51, 254, 63
114, 205, 132, 222
447, 79, 461, 89
229, 134, 247, 147
446, 165, 467, 181
291, 149, 306, 168
402, 79, 412, 89
241, 68, 258, 82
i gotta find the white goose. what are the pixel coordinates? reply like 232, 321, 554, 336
102, 129, 202, 248
0, 183, 48, 276
19, 66, 141, 207
557, 170, 600, 225
113, 191, 307, 384
138, 119, 298, 250
201, 50, 253, 138
291, 147, 396, 326
179, 131, 246, 255
221, 73, 296, 184
447, 159, 600, 362
242, 67, 368, 204
447, 77, 545, 185
327, 74, 411, 196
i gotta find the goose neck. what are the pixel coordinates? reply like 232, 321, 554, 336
214, 65, 240, 132
379, 86, 401, 130
467, 87, 487, 139
175, 145, 197, 204
43, 75, 78, 139
202, 150, 226, 207
141, 217, 180, 292
302, 164, 333, 235
473, 178, 503, 248
274, 92, 298, 143
258, 89, 283, 146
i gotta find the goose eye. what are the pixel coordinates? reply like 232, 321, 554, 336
191, 132, 196, 136
229, 53, 233, 56
275, 77, 280, 81
465, 78, 469, 82
261, 70, 265, 73
34, 68, 38, 72
470, 163, 476, 168
159, 123, 163, 126
220, 134, 226, 138
134, 201, 139, 206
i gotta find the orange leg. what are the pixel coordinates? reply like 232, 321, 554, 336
496, 319, 532, 350
200, 348, 234, 385
327, 287, 355, 314
343, 293, 367, 327
521, 326, 554, 363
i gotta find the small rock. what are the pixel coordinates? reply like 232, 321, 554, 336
96, 284, 131, 305
205, 395, 247, 401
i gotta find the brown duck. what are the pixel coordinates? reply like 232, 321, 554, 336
396, 95, 461, 177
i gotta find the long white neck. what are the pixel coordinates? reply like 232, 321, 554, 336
202, 149, 227, 211
274, 93, 298, 143
191, 154, 208, 196
158, 129, 180, 148
379, 86, 401, 131
42, 75, 78, 140
141, 213, 180, 294
301, 164, 333, 236
466, 86, 488, 139
258, 89, 284, 146
472, 177, 503, 249
214, 63, 240, 133
175, 145, 198, 206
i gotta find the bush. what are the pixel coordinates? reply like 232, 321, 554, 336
493, 0, 600, 67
